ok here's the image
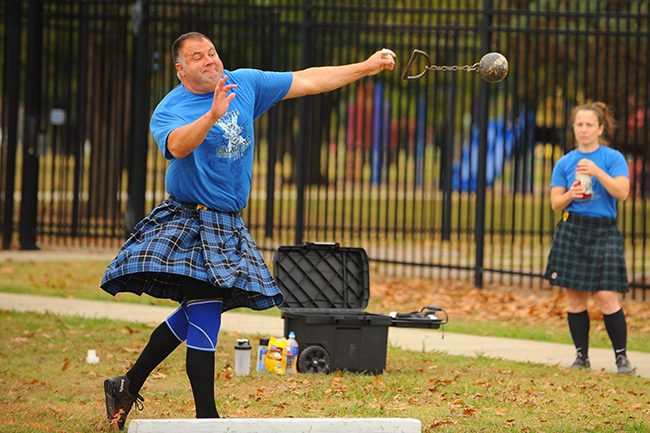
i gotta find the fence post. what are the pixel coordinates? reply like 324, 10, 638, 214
442, 20, 460, 242
2, 0, 22, 249
72, 3, 89, 237
265, 7, 281, 239
126, 0, 150, 235
19, 0, 44, 250
294, 0, 312, 245
474, 0, 493, 288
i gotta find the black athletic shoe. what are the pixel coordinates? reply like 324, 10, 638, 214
615, 355, 634, 375
104, 375, 144, 430
569, 354, 591, 369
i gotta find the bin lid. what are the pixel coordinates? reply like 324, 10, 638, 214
273, 243, 370, 310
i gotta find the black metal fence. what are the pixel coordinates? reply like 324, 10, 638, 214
1, 0, 648, 298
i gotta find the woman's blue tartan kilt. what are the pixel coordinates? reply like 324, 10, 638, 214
101, 196, 284, 312
544, 212, 629, 293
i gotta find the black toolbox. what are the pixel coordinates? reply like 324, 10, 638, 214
273, 242, 447, 374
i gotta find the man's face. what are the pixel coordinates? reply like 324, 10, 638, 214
176, 38, 224, 94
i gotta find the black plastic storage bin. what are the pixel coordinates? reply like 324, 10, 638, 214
274, 242, 391, 374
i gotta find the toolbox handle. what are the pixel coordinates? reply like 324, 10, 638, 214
423, 306, 449, 324
333, 315, 377, 324
303, 242, 340, 249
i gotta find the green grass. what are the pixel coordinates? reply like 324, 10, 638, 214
0, 311, 648, 433
441, 316, 650, 351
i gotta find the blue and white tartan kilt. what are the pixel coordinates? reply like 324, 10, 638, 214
101, 196, 284, 312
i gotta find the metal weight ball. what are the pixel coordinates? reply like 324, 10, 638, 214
478, 52, 509, 83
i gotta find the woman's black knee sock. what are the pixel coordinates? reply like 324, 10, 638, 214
603, 308, 627, 359
126, 322, 182, 395
567, 310, 590, 359
186, 348, 219, 418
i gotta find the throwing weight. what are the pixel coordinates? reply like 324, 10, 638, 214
401, 49, 509, 83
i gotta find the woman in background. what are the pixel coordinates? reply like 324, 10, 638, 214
544, 102, 633, 374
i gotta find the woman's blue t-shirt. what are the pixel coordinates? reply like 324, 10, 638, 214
150, 69, 293, 212
550, 146, 629, 218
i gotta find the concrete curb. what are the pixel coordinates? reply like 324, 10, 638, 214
127, 418, 421, 433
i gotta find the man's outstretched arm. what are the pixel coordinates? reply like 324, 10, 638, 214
283, 49, 395, 100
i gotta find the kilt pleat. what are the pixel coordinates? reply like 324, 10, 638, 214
544, 212, 629, 293
101, 197, 284, 311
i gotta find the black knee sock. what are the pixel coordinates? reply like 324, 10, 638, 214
126, 322, 182, 395
603, 308, 627, 359
567, 310, 590, 359
186, 348, 219, 419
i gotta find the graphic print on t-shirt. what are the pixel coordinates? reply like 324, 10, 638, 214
214, 109, 251, 160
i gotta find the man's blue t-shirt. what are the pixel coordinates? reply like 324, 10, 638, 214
550, 146, 629, 218
150, 69, 293, 212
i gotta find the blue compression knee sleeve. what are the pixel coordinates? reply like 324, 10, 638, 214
165, 302, 189, 342
185, 299, 223, 352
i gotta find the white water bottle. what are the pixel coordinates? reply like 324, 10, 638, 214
285, 332, 299, 374
234, 339, 252, 376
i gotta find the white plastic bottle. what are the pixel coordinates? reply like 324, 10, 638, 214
285, 332, 299, 374
234, 339, 252, 376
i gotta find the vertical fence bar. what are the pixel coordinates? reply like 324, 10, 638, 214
264, 7, 281, 239
126, 0, 150, 235
632, 6, 650, 301
441, 20, 459, 242
19, 0, 44, 250
294, 0, 311, 245
2, 0, 22, 249
72, 3, 88, 238
474, 0, 493, 288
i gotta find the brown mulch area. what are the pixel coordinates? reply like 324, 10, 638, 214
369, 276, 650, 331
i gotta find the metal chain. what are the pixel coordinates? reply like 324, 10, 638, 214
425, 62, 480, 72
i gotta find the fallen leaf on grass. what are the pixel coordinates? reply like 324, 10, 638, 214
429, 419, 457, 428
61, 358, 70, 372
391, 402, 410, 411
427, 378, 452, 386
23, 379, 48, 386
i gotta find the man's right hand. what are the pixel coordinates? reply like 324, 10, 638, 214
210, 75, 237, 121
167, 75, 237, 159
